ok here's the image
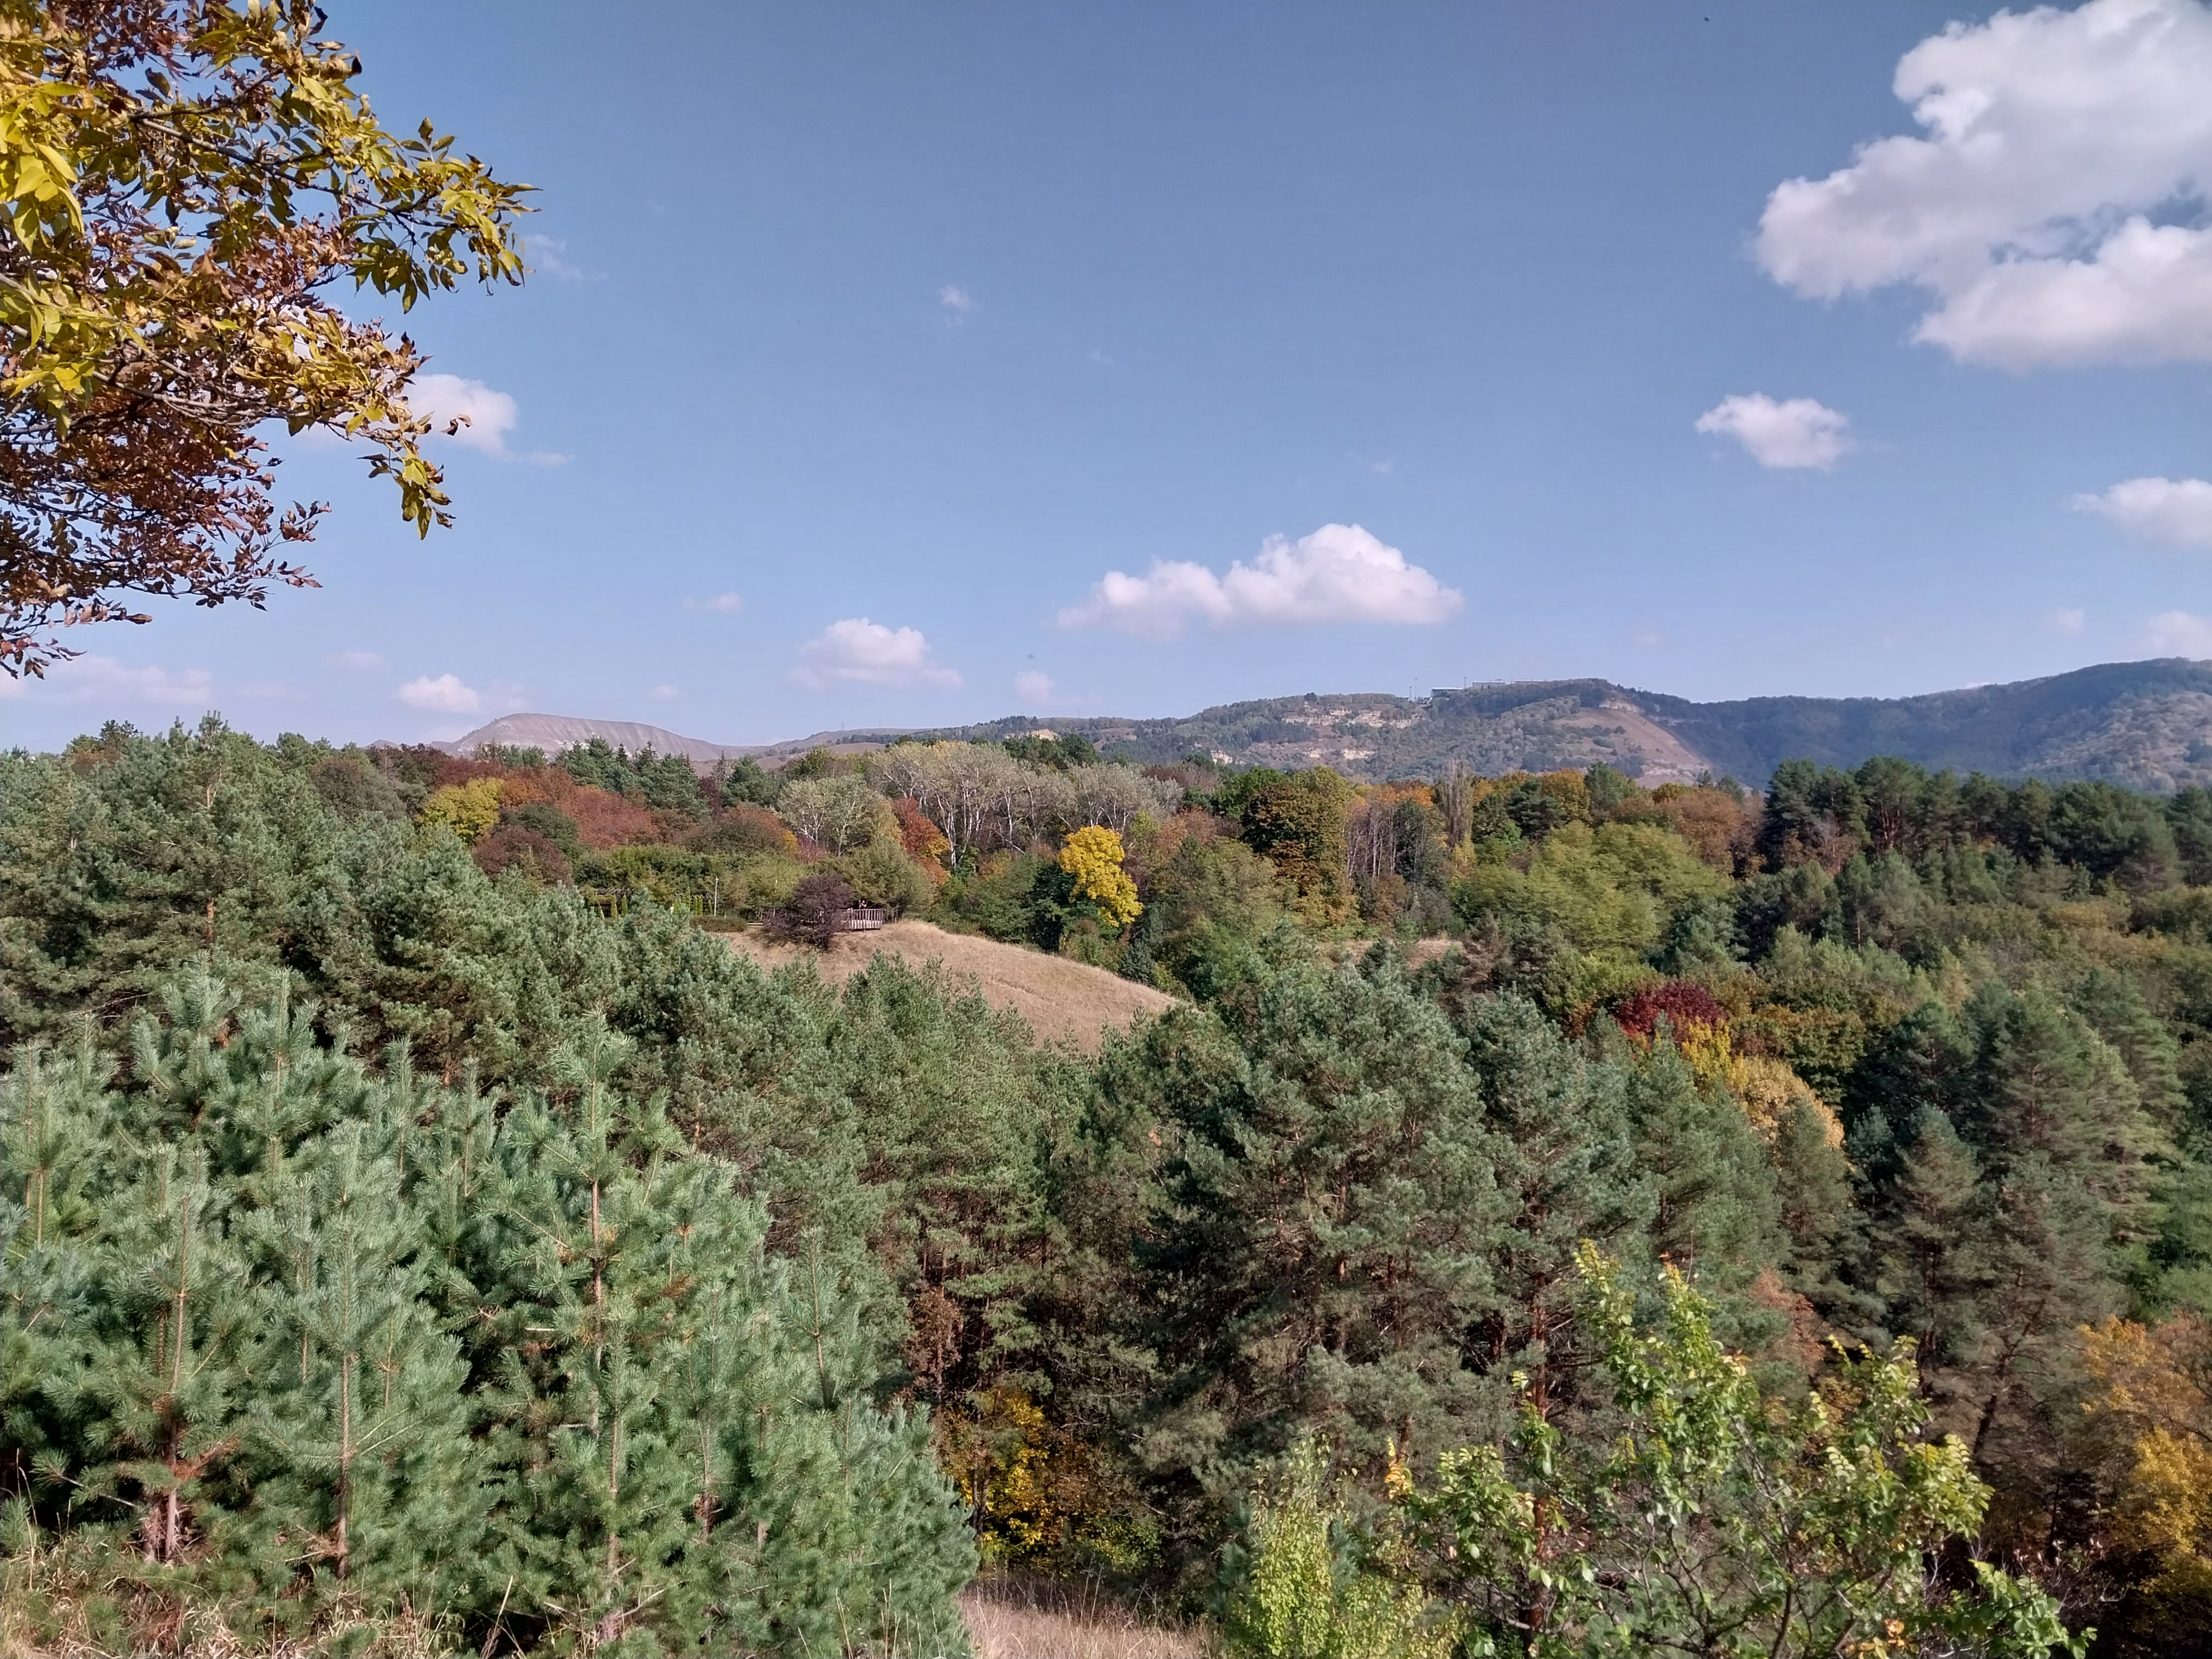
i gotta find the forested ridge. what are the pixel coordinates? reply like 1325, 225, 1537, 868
933, 657, 2212, 793
8, 719, 2212, 1655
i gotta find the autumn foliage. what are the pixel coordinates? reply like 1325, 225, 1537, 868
1612, 979, 1728, 1041
0, 0, 528, 676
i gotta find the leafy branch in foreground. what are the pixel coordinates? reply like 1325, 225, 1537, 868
1397, 1244, 2086, 1659
0, 0, 528, 676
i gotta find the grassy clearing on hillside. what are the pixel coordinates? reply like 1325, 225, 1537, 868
960, 1578, 1207, 1659
724, 918, 1178, 1050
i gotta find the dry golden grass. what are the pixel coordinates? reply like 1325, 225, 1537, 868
960, 1579, 1208, 1659
4, 1553, 1199, 1659
724, 919, 1178, 1052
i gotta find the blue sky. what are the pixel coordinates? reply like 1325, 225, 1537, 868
7, 0, 2212, 751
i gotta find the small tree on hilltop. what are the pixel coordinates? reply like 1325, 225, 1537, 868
764, 871, 858, 948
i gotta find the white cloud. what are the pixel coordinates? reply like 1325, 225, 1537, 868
327, 650, 386, 671
1629, 623, 1668, 649
1014, 670, 1054, 705
1754, 0, 2212, 369
406, 374, 520, 456
2044, 607, 2088, 635
647, 683, 681, 702
0, 655, 213, 705
395, 673, 482, 713
1059, 523, 1463, 640
683, 591, 744, 613
529, 235, 600, 282
793, 619, 962, 690
2147, 609, 2212, 654
2070, 476, 2212, 548
1694, 394, 1853, 470
938, 285, 975, 314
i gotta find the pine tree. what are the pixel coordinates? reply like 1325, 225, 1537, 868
1867, 1108, 1992, 1428
1128, 957, 1506, 1558
3, 970, 978, 1655
2073, 969, 2189, 1131
1456, 993, 1652, 1420
1621, 1038, 1783, 1293
1769, 1095, 1870, 1329
82, 1143, 254, 1568
241, 1118, 481, 1617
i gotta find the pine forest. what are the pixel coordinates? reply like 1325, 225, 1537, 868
7, 723, 2212, 1655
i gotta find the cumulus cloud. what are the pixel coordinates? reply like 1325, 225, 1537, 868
793, 619, 961, 690
406, 374, 520, 455
1059, 523, 1463, 640
939, 285, 975, 314
403, 374, 565, 464
2148, 610, 2212, 655
395, 673, 482, 713
0, 655, 213, 705
326, 650, 387, 671
2071, 477, 2212, 548
683, 591, 743, 613
1694, 394, 1854, 470
2044, 608, 2088, 636
1754, 0, 2212, 369
1014, 670, 1054, 705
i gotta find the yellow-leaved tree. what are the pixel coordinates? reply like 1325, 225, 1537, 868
1059, 824, 1141, 927
421, 777, 500, 844
2080, 1313, 2212, 1646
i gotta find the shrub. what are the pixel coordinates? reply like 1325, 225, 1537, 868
1227, 1442, 1452, 1659
689, 801, 799, 857
765, 871, 859, 948
935, 852, 1052, 943
473, 822, 571, 883
420, 776, 501, 843
1612, 978, 1728, 1040
836, 835, 934, 915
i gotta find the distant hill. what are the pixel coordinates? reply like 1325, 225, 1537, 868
941, 658, 2212, 792
428, 712, 913, 769
427, 660, 2212, 793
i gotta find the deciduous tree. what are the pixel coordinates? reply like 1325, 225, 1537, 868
0, 0, 527, 675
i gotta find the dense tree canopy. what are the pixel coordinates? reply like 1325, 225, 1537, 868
14, 724, 2212, 1650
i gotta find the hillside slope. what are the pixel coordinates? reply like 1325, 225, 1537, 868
723, 919, 1175, 1051
944, 658, 2212, 792
424, 660, 2212, 794
432, 712, 912, 768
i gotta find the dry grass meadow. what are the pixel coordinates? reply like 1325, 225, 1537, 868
959, 1578, 1208, 1659
723, 918, 1179, 1051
